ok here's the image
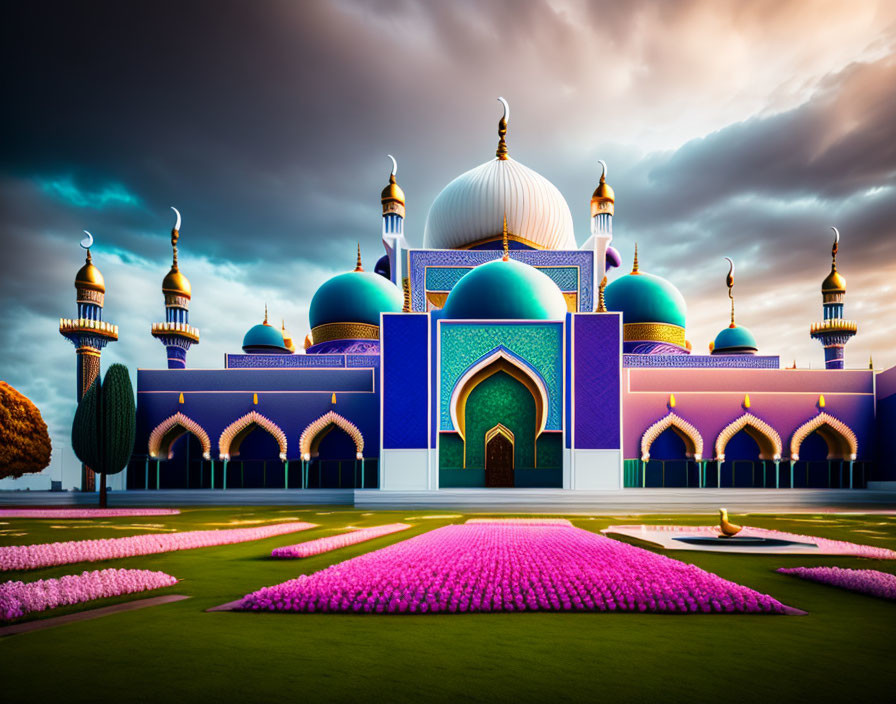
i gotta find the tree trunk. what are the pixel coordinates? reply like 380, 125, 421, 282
99, 474, 107, 508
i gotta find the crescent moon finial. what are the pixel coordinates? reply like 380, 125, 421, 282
171, 206, 181, 232
723, 257, 735, 324
496, 97, 510, 159
387, 154, 397, 177
80, 230, 94, 250
498, 96, 509, 123
831, 226, 840, 245
598, 160, 607, 180
830, 226, 839, 260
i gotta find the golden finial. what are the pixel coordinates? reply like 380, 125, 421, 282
253, 393, 258, 405
263, 303, 269, 325
831, 226, 839, 263
743, 394, 751, 409
178, 392, 184, 404
818, 394, 826, 408
724, 257, 736, 327
869, 355, 874, 370
331, 392, 337, 405
631, 243, 640, 274
170, 207, 181, 269
502, 213, 509, 261
355, 243, 363, 272
669, 393, 676, 409
597, 275, 607, 312
496, 97, 509, 160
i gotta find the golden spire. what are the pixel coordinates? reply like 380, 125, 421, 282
724, 257, 736, 327
496, 97, 509, 160
354, 243, 364, 272
597, 275, 607, 312
502, 213, 509, 261
822, 227, 846, 293
869, 355, 874, 370
590, 160, 615, 216
631, 243, 640, 274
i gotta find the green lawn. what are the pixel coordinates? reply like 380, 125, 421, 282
2, 508, 895, 703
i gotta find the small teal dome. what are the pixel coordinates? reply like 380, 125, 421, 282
712, 325, 758, 354
442, 258, 568, 320
604, 272, 687, 328
242, 322, 288, 352
309, 270, 403, 329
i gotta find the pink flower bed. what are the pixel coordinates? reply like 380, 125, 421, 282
465, 518, 573, 526
0, 509, 181, 519
0, 522, 317, 572
1, 568, 177, 622
272, 524, 411, 559
605, 524, 896, 560
239, 523, 785, 615
777, 567, 896, 600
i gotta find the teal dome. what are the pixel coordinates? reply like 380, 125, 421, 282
309, 270, 403, 330
242, 322, 288, 352
712, 325, 758, 354
442, 258, 568, 320
604, 272, 687, 328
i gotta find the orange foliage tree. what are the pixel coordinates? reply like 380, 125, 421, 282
0, 382, 52, 479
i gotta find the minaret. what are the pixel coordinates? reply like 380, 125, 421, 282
583, 160, 615, 310
810, 227, 856, 369
151, 207, 199, 369
59, 231, 119, 491
381, 155, 408, 287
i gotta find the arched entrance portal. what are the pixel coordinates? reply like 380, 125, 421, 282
298, 411, 366, 488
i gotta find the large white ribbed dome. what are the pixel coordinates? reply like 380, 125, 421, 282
423, 156, 577, 250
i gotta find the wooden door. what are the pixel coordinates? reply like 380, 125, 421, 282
486, 433, 514, 487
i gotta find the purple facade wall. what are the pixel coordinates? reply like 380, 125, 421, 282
622, 367, 875, 462
875, 366, 896, 480
572, 313, 622, 449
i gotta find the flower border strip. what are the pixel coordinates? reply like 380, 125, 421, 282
0, 522, 318, 572
777, 566, 896, 600
0, 509, 181, 519
272, 524, 411, 559
1, 568, 178, 622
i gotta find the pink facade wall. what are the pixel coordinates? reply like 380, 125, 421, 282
622, 368, 875, 461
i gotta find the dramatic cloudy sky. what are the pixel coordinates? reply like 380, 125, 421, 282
2, 0, 895, 488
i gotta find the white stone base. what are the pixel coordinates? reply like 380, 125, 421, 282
570, 449, 622, 489
380, 449, 430, 490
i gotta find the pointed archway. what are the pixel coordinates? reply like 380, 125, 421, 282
790, 412, 858, 461
148, 412, 211, 460
714, 413, 782, 461
218, 411, 287, 461
298, 411, 364, 460
640, 413, 703, 461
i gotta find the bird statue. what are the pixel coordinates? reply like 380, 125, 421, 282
718, 508, 742, 537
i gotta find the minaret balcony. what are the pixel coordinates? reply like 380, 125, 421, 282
810, 319, 857, 337
151, 321, 200, 342
59, 318, 119, 340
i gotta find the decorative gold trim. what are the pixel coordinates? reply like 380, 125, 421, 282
622, 322, 686, 346
60, 318, 119, 340
426, 291, 449, 309
458, 233, 546, 251
310, 322, 379, 344
562, 292, 578, 313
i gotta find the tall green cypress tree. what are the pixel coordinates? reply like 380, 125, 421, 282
71, 364, 136, 507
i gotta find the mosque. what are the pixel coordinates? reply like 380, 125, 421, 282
61, 99, 896, 499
